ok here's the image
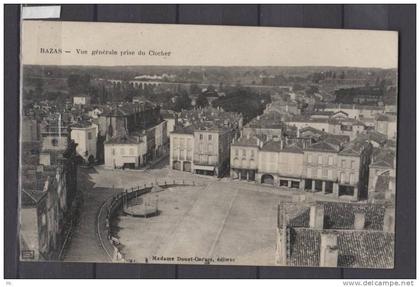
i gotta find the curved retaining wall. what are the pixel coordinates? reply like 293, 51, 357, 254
97, 180, 199, 262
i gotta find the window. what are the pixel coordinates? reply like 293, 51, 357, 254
317, 168, 322, 178
208, 134, 212, 141
242, 149, 246, 157
318, 155, 322, 164
129, 148, 134, 155
88, 132, 92, 140
120, 148, 125, 155
208, 143, 213, 153
308, 154, 312, 163
173, 137, 179, 147
112, 148, 115, 156
340, 172, 345, 182
51, 138, 58, 146
351, 160, 355, 169
234, 149, 239, 156
328, 156, 334, 165
350, 173, 355, 184
328, 169, 333, 178
322, 168, 328, 177
199, 134, 203, 140
250, 150, 255, 158
341, 159, 346, 168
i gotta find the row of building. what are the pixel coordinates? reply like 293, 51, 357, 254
169, 106, 396, 202
20, 116, 79, 260
23, 100, 171, 170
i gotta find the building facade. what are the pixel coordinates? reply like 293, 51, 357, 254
70, 124, 98, 163
104, 135, 147, 169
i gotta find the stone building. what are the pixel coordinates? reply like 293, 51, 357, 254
375, 114, 397, 140
257, 140, 305, 189
98, 102, 168, 167
169, 127, 194, 172
104, 135, 147, 169
20, 140, 78, 260
368, 148, 396, 201
73, 95, 91, 106
230, 130, 371, 201
169, 107, 243, 177
243, 113, 285, 141
230, 135, 263, 181
302, 139, 342, 195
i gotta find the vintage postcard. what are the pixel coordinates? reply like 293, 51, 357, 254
19, 21, 398, 268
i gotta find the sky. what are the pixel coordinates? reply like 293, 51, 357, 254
22, 21, 398, 69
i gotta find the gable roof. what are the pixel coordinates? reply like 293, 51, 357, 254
261, 140, 283, 152
371, 149, 395, 169
339, 140, 370, 156
305, 140, 340, 153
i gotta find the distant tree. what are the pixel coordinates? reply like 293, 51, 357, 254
293, 83, 305, 92
339, 71, 346, 80
207, 84, 216, 93
196, 94, 209, 108
34, 78, 44, 96
174, 93, 192, 112
189, 84, 201, 95
67, 73, 91, 93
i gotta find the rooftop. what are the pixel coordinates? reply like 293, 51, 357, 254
105, 135, 143, 145
232, 135, 262, 147
287, 228, 394, 268
371, 148, 395, 169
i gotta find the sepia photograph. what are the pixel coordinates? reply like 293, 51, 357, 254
19, 20, 398, 268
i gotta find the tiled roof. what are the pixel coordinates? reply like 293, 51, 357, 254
371, 149, 395, 169
356, 131, 388, 145
170, 126, 194, 135
105, 135, 143, 145
299, 126, 325, 136
288, 201, 387, 230
281, 143, 304, 154
232, 135, 261, 147
261, 141, 283, 152
305, 140, 340, 153
339, 140, 370, 156
287, 228, 394, 268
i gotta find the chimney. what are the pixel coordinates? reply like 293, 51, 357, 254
353, 212, 365, 230
309, 204, 324, 229
383, 207, 395, 233
319, 233, 338, 267
275, 204, 288, 266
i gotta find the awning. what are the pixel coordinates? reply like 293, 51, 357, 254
194, 165, 215, 171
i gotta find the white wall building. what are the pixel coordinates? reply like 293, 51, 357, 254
70, 124, 98, 162
104, 135, 147, 169
73, 96, 91, 106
